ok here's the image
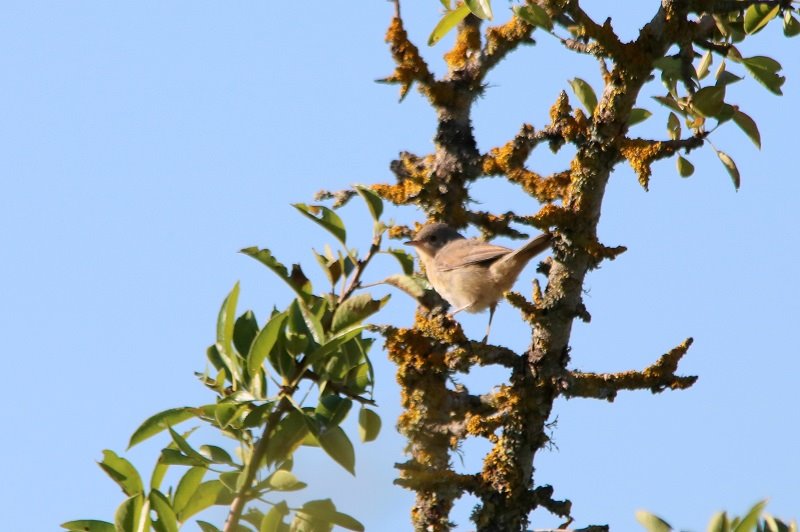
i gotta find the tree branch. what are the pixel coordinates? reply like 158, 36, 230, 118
559, 338, 697, 401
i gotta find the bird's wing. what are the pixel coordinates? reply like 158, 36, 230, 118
436, 241, 511, 271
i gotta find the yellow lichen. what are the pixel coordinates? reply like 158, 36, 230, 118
444, 21, 481, 70
619, 138, 665, 191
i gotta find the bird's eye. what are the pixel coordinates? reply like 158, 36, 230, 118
429, 235, 437, 242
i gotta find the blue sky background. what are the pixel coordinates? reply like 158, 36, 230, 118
2, 2, 798, 531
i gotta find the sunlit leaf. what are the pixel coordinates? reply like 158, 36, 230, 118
260, 501, 290, 532
676, 156, 695, 178
716, 149, 741, 189
353, 185, 384, 221
331, 293, 389, 333
743, 3, 780, 34
265, 411, 309, 466
149, 490, 178, 532
696, 50, 713, 80
318, 426, 356, 475
178, 480, 226, 522
114, 494, 143, 532
691, 85, 725, 117
569, 78, 598, 115
635, 510, 673, 532
707, 511, 729, 532
784, 12, 800, 37
465, 0, 492, 20
248, 311, 287, 376
667, 112, 681, 140
428, 4, 470, 46
97, 450, 143, 497
293, 499, 364, 532
240, 247, 312, 302
315, 396, 353, 427
293, 203, 346, 245
233, 310, 259, 358
168, 428, 210, 465
128, 407, 197, 448
514, 4, 552, 31
733, 500, 767, 532
60, 520, 116, 532
265, 470, 307, 492
628, 108, 652, 126
742, 56, 785, 95
732, 109, 761, 149
358, 408, 381, 443
173, 466, 207, 517
196, 522, 223, 532
386, 248, 415, 275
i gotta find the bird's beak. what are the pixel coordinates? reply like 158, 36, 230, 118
404, 239, 419, 247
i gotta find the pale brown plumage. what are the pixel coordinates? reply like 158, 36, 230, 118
405, 223, 552, 340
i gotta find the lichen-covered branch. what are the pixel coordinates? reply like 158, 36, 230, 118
559, 338, 697, 401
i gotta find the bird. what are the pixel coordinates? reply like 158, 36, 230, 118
405, 223, 553, 340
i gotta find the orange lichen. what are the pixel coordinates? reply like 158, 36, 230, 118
532, 203, 572, 228
384, 17, 434, 100
371, 180, 423, 205
619, 138, 665, 191
444, 20, 481, 70
485, 17, 530, 57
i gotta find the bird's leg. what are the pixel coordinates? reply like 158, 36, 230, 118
482, 304, 496, 344
450, 304, 471, 316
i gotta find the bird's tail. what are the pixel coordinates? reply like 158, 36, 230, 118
493, 232, 553, 279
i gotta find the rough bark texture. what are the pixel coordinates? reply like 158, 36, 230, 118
374, 0, 785, 529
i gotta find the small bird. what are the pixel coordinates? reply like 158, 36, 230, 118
405, 223, 553, 340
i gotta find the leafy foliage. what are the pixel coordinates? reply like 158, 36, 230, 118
62, 189, 391, 532
637, 501, 797, 532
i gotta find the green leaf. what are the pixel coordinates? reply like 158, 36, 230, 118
149, 490, 179, 532
196, 522, 223, 532
733, 500, 767, 532
217, 282, 242, 384
293, 203, 346, 245
676, 156, 695, 178
732, 109, 761, 149
233, 310, 259, 358
652, 95, 685, 115
114, 494, 143, 532
784, 13, 800, 37
265, 470, 307, 492
318, 425, 356, 475
261, 501, 290, 532
168, 427, 210, 465
742, 56, 785, 95
635, 510, 673, 532
178, 480, 226, 522
265, 411, 310, 466
465, 0, 492, 20
743, 3, 780, 34
331, 293, 389, 333
158, 448, 205, 467
346, 363, 372, 394
428, 4, 470, 46
696, 50, 713, 80
128, 407, 197, 448
691, 85, 725, 117
386, 248, 415, 275
173, 466, 207, 517
60, 520, 116, 532
293, 500, 364, 532
247, 311, 286, 377
569, 78, 598, 115
716, 149, 741, 189
628, 108, 652, 126
708, 511, 729, 532
198, 445, 236, 466
514, 4, 552, 31
358, 408, 381, 443
315, 396, 353, 427
667, 112, 681, 140
97, 450, 143, 497
240, 247, 313, 301
313, 248, 342, 286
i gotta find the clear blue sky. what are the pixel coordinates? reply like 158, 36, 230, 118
2, 2, 798, 531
